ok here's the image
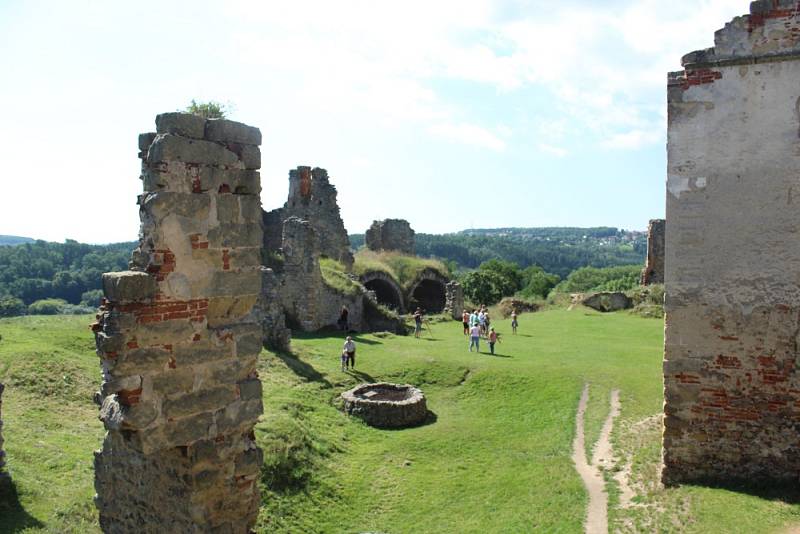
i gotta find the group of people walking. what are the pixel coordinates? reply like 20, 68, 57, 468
339, 304, 521, 370
461, 306, 512, 355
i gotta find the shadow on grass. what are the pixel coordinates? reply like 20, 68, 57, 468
381, 410, 438, 431
344, 369, 377, 383
350, 335, 382, 346
679, 479, 800, 505
274, 351, 332, 388
0, 476, 44, 533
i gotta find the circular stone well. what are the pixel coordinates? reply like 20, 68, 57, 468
341, 383, 427, 428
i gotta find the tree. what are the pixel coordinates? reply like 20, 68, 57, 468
461, 270, 506, 306
520, 266, 560, 299
185, 99, 228, 119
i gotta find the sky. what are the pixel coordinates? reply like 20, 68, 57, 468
0, 0, 746, 244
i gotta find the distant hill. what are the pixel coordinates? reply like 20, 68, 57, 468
0, 235, 35, 246
350, 227, 646, 278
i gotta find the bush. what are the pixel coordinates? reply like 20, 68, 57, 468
0, 296, 26, 317
497, 297, 540, 318
185, 99, 229, 119
28, 298, 69, 315
80, 289, 104, 307
629, 284, 665, 318
554, 265, 642, 293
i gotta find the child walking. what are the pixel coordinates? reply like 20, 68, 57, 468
488, 328, 499, 355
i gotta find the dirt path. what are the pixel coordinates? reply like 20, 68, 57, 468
572, 385, 621, 534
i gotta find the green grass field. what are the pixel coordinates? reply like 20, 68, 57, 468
0, 310, 799, 533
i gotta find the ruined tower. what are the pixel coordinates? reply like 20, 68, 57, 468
264, 166, 353, 269
640, 219, 665, 285
663, 2, 800, 484
365, 219, 416, 255
93, 113, 265, 531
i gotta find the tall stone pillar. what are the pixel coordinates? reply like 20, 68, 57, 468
640, 219, 665, 285
663, 2, 800, 485
444, 281, 464, 320
93, 113, 265, 532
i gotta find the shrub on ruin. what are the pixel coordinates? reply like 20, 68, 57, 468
185, 99, 229, 119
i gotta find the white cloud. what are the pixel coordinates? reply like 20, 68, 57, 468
601, 129, 663, 150
538, 143, 569, 158
428, 122, 507, 151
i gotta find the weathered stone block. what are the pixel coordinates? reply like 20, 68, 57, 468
207, 223, 262, 248
216, 195, 240, 223
214, 399, 262, 434
156, 112, 206, 139
142, 191, 211, 220
163, 386, 237, 420
139, 132, 157, 151
102, 271, 156, 303
205, 119, 262, 145
240, 145, 260, 170
206, 295, 259, 328
237, 378, 262, 401
112, 346, 172, 375
147, 134, 239, 166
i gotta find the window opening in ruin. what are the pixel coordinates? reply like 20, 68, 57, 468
411, 279, 446, 313
364, 279, 402, 310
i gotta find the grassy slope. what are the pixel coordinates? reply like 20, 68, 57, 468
0, 311, 798, 533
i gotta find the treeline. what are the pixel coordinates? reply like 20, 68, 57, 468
351, 227, 646, 278
0, 240, 134, 314
458, 260, 643, 306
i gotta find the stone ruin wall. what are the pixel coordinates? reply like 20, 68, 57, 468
0, 383, 5, 477
264, 166, 354, 269
92, 113, 265, 531
365, 219, 416, 255
279, 216, 364, 332
663, 1, 800, 485
640, 219, 665, 285
444, 281, 464, 321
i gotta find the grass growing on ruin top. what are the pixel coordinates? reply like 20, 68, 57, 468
353, 249, 449, 288
319, 258, 361, 296
2, 311, 800, 533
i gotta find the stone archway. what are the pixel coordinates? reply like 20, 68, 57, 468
407, 269, 449, 314
360, 271, 404, 312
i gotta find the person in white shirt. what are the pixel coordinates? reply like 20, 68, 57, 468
469, 325, 481, 352
343, 336, 356, 369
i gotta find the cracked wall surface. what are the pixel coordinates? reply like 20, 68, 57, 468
92, 112, 265, 532
663, 1, 800, 485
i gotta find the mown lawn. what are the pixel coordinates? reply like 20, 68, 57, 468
0, 310, 798, 533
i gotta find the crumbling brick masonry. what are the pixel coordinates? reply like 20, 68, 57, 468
663, 1, 800, 485
92, 112, 265, 532
365, 219, 416, 255
640, 219, 665, 286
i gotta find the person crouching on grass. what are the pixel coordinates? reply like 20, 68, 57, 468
343, 335, 356, 369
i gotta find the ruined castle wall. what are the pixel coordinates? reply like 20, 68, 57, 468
663, 2, 800, 484
444, 281, 464, 320
93, 113, 265, 531
280, 217, 363, 331
641, 219, 665, 285
365, 219, 415, 255
277, 167, 353, 269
